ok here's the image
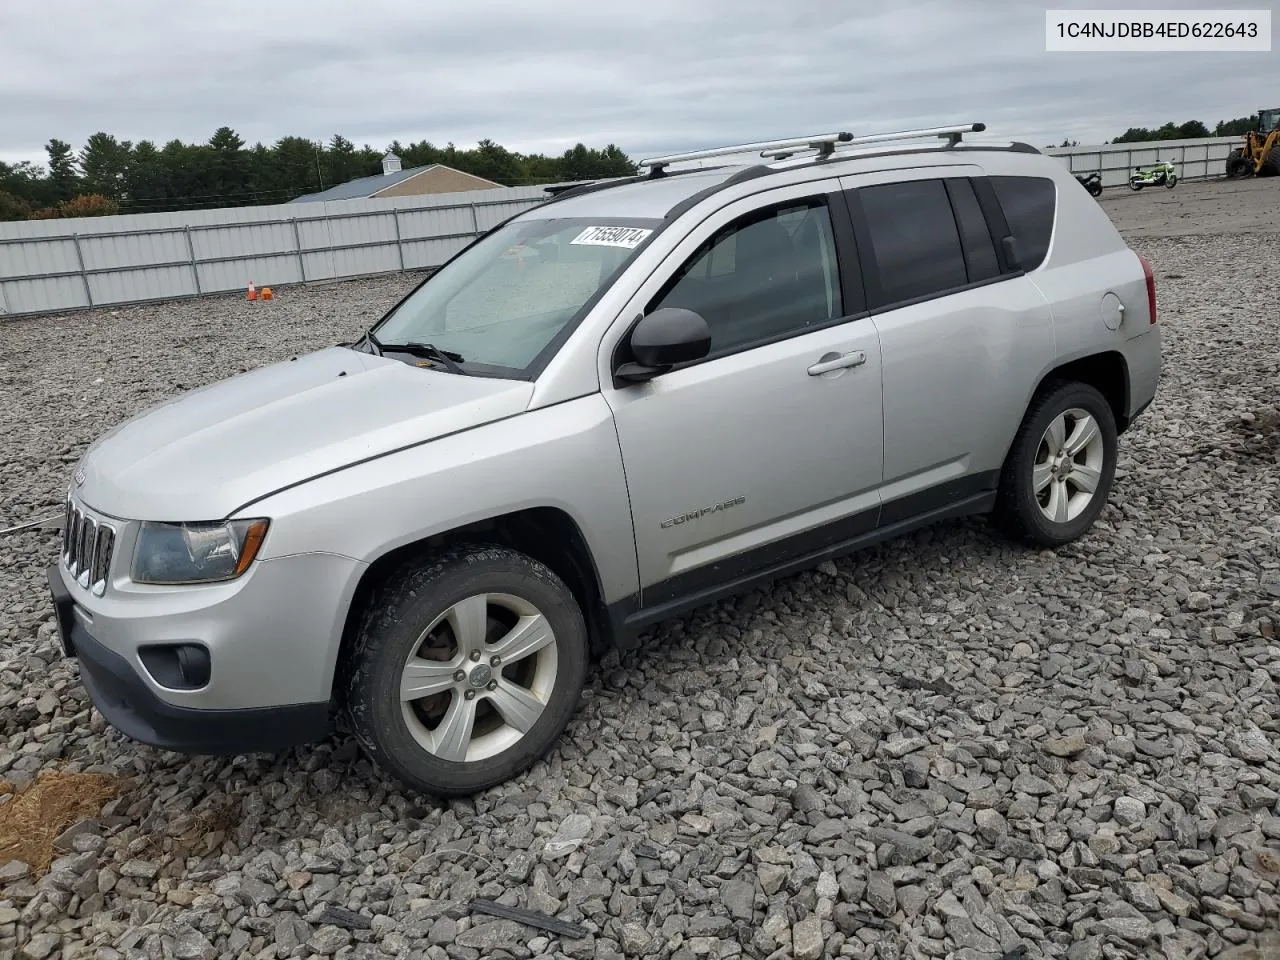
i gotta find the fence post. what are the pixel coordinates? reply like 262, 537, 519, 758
392, 209, 406, 272
469, 203, 480, 236
71, 233, 93, 308
291, 218, 307, 282
183, 225, 202, 295
0, 281, 9, 316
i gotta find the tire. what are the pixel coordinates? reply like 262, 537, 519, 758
1129, 180, 1143, 191
994, 382, 1118, 547
343, 543, 589, 797
1226, 149, 1250, 178
1265, 147, 1280, 177
1165, 175, 1177, 188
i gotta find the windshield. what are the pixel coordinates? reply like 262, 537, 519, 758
371, 216, 662, 377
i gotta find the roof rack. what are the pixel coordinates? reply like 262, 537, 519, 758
640, 132, 854, 175
639, 123, 988, 173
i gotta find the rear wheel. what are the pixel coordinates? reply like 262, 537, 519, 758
343, 544, 589, 796
1226, 149, 1251, 178
1129, 180, 1143, 191
995, 382, 1118, 547
1264, 146, 1280, 177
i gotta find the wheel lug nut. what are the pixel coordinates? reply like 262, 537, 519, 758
453, 670, 465, 682
487, 680, 498, 691
464, 690, 476, 700
470, 651, 481, 662
490, 655, 501, 666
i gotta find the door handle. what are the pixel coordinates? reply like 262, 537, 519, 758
807, 350, 867, 376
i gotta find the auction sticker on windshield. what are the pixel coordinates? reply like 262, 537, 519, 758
570, 226, 653, 249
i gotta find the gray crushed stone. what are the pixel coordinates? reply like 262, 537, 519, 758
1, 213, 1279, 959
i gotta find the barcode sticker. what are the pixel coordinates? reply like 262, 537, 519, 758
570, 226, 653, 249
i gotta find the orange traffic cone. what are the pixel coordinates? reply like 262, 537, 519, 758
261, 287, 273, 301
246, 281, 258, 301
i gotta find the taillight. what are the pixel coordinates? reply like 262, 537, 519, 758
1138, 253, 1157, 324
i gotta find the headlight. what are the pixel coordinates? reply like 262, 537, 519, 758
132, 519, 270, 585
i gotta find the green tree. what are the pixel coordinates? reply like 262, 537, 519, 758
45, 138, 81, 202
1215, 116, 1258, 136
79, 132, 132, 199
0, 189, 32, 221
207, 127, 250, 203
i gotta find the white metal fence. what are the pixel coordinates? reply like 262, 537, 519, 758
0, 185, 552, 318
1045, 136, 1240, 188
0, 135, 1251, 319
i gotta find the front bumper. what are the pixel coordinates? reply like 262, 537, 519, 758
49, 564, 334, 756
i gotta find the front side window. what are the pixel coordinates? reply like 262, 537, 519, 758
648, 197, 845, 358
373, 217, 661, 376
857, 179, 968, 307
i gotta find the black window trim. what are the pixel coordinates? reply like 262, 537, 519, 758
942, 177, 1001, 286
610, 188, 872, 384
843, 174, 1032, 315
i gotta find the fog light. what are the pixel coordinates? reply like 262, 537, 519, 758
139, 644, 211, 690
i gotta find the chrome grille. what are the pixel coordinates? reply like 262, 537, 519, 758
62, 497, 115, 596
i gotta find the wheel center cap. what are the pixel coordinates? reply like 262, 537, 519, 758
469, 664, 493, 688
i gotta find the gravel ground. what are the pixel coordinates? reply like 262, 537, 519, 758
1, 189, 1279, 960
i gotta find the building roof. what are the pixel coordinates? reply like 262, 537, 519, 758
290, 164, 500, 203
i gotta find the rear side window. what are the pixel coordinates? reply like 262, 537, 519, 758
944, 179, 1000, 283
857, 179, 967, 306
990, 175, 1056, 271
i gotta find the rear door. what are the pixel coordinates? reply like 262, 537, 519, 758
839, 167, 1057, 523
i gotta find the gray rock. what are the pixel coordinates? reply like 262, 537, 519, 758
455, 920, 526, 951
867, 871, 895, 917
21, 933, 62, 960
1011, 773, 1055, 796
719, 879, 755, 920
1095, 916, 1153, 943
1042, 733, 1087, 757
792, 918, 824, 960
619, 922, 654, 955
307, 925, 352, 955
170, 926, 217, 960
1113, 796, 1147, 826
0, 860, 30, 883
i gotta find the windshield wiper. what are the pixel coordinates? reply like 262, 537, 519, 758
382, 341, 466, 375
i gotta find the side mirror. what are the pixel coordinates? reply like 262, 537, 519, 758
615, 307, 711, 384
1001, 235, 1023, 272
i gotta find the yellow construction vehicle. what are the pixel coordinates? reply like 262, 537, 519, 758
1225, 107, 1280, 177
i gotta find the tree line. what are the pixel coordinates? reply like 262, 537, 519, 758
1047, 115, 1262, 150
0, 128, 639, 221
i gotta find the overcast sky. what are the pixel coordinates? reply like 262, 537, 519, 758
0, 0, 1270, 169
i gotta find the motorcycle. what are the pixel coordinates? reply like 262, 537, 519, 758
1129, 160, 1178, 191
1075, 172, 1103, 197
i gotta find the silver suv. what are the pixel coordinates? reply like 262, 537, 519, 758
49, 123, 1161, 796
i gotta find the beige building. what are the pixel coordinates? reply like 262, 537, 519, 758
291, 152, 503, 204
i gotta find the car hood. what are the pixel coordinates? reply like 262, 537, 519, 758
74, 347, 534, 521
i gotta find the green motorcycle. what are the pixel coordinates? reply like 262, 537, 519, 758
1129, 160, 1178, 191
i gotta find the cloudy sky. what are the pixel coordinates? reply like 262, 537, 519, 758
0, 0, 1271, 169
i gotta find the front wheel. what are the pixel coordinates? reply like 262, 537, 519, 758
1165, 175, 1177, 188
343, 544, 589, 796
994, 382, 1118, 547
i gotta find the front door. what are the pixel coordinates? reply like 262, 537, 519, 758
601, 182, 885, 611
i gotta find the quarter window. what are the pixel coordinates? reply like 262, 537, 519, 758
648, 197, 845, 357
857, 179, 968, 306
989, 175, 1057, 271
